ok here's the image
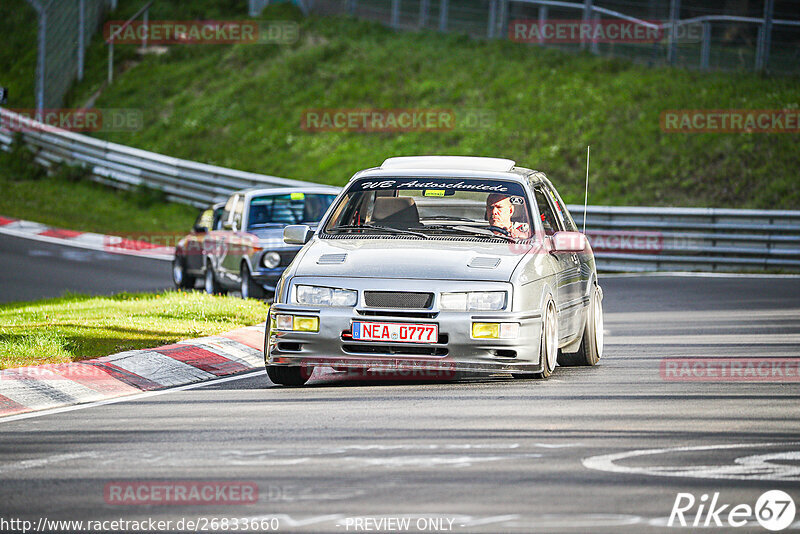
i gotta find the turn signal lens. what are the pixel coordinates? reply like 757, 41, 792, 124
275, 314, 293, 330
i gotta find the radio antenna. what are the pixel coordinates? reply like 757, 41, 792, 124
583, 145, 590, 233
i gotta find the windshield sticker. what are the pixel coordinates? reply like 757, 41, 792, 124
290, 192, 305, 200
352, 178, 522, 195
423, 190, 446, 197
509, 196, 524, 205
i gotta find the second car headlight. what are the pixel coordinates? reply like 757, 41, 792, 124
440, 291, 507, 311
261, 251, 281, 269
295, 285, 357, 307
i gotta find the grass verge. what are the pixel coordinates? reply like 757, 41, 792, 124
0, 142, 197, 235
0, 291, 268, 369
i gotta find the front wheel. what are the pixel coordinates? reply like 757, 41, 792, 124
172, 258, 195, 289
240, 263, 266, 300
558, 285, 603, 366
204, 262, 227, 295
514, 299, 558, 380
267, 365, 312, 386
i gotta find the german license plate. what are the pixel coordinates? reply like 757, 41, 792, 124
351, 321, 438, 343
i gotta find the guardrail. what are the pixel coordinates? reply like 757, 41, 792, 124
0, 108, 310, 208
569, 205, 800, 272
1, 107, 798, 272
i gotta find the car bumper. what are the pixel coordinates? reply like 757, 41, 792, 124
265, 304, 545, 375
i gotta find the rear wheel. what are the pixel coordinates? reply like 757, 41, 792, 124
172, 258, 195, 289
204, 261, 226, 295
558, 285, 603, 366
240, 263, 266, 300
514, 299, 557, 380
267, 365, 312, 386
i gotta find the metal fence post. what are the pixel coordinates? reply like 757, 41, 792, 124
755, 0, 774, 71
108, 40, 114, 84
142, 5, 149, 48
78, 0, 85, 81
36, 8, 47, 115
419, 0, 429, 28
391, 0, 400, 28
581, 0, 593, 50
538, 5, 547, 45
487, 0, 497, 39
347, 0, 356, 16
497, 0, 508, 39
590, 12, 600, 54
438, 0, 448, 32
700, 21, 710, 70
667, 0, 680, 65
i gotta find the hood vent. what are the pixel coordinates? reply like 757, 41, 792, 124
317, 253, 347, 265
468, 256, 501, 269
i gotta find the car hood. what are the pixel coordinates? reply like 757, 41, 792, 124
294, 238, 535, 281
248, 227, 301, 249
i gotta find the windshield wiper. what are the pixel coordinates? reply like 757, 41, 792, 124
411, 224, 517, 243
328, 224, 429, 239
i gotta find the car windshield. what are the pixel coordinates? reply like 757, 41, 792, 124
248, 193, 336, 229
323, 177, 532, 240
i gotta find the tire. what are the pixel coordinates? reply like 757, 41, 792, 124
204, 261, 227, 295
172, 258, 195, 289
558, 285, 603, 366
267, 365, 312, 386
240, 263, 266, 300
514, 299, 558, 380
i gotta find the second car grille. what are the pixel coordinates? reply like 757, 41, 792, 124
363, 291, 433, 309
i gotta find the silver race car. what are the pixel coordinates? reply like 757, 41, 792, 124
265, 156, 604, 386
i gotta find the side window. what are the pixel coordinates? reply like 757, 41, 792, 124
212, 207, 224, 230
533, 188, 564, 236
545, 186, 578, 232
195, 209, 214, 231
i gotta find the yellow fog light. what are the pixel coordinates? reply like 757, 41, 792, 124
293, 315, 319, 332
472, 322, 500, 339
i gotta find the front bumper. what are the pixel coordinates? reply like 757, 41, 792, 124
265, 304, 545, 375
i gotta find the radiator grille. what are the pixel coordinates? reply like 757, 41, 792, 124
363, 291, 433, 309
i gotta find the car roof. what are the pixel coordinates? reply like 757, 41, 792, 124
351, 156, 546, 184
226, 185, 342, 198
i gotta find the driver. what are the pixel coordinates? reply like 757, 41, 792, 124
485, 193, 530, 239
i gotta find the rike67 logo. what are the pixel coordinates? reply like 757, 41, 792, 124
669, 490, 796, 531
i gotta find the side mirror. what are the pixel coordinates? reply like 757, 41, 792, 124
193, 225, 208, 233
551, 231, 586, 253
284, 224, 313, 245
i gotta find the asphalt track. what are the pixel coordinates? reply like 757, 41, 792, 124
0, 233, 172, 303
1, 273, 799, 532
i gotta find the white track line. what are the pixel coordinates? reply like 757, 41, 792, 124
0, 370, 265, 424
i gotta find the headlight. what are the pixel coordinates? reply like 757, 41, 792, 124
440, 291, 506, 311
261, 251, 281, 269
295, 285, 357, 307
